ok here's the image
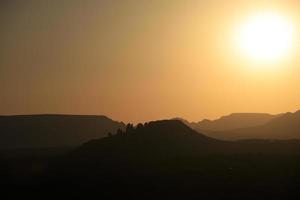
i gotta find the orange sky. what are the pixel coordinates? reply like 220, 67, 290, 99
1, 0, 300, 123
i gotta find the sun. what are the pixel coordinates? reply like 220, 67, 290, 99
236, 12, 294, 63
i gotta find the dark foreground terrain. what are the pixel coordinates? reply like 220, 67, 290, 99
1, 120, 300, 200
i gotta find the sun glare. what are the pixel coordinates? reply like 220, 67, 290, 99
236, 12, 294, 63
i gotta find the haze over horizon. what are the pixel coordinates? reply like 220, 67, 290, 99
1, 0, 300, 123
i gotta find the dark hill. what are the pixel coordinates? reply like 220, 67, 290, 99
0, 114, 125, 149
71, 120, 219, 159
68, 120, 300, 163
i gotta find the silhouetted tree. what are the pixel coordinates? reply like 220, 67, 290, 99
126, 123, 135, 134
116, 128, 123, 136
136, 123, 144, 131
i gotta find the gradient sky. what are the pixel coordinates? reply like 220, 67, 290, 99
1, 0, 300, 123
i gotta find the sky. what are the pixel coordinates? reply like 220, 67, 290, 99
1, 0, 300, 123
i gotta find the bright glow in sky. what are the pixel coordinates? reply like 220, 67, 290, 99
0, 0, 300, 123
236, 12, 294, 63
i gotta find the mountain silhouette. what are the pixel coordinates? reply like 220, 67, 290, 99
178, 113, 276, 131
213, 110, 300, 140
175, 113, 281, 140
0, 115, 125, 149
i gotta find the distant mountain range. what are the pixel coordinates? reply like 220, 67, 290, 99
1, 110, 300, 149
175, 111, 300, 140
183, 113, 276, 131
0, 115, 125, 149
212, 110, 300, 140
